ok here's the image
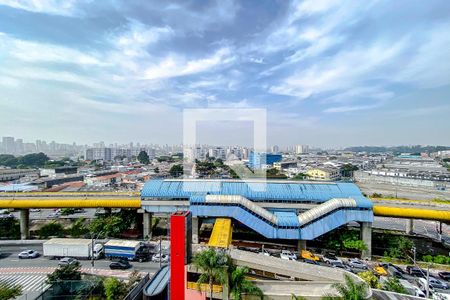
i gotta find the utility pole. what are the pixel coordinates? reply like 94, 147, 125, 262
159, 236, 162, 269
412, 246, 416, 265
426, 264, 430, 299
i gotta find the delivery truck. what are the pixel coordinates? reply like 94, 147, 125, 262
43, 238, 104, 260
104, 240, 152, 262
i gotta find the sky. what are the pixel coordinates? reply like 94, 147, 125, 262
0, 0, 449, 148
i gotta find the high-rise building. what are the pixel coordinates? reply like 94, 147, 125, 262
271, 145, 280, 153
2, 137, 15, 154
295, 145, 309, 154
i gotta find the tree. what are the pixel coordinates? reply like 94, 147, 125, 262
358, 271, 381, 289
228, 266, 263, 300
0, 281, 22, 300
341, 164, 359, 177
137, 151, 150, 164
382, 277, 407, 294
0, 217, 20, 239
292, 173, 308, 180
193, 248, 229, 300
383, 236, 413, 259
324, 274, 368, 300
39, 221, 65, 238
46, 262, 82, 283
69, 218, 89, 238
103, 277, 127, 300
169, 164, 183, 177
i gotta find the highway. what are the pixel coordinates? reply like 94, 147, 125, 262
0, 243, 163, 273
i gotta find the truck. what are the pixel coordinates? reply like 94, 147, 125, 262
43, 238, 104, 260
104, 240, 152, 262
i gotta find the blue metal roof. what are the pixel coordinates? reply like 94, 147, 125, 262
144, 265, 169, 296
141, 179, 372, 208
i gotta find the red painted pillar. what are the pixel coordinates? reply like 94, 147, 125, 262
170, 211, 192, 300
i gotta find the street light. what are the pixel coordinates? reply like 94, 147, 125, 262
91, 231, 104, 268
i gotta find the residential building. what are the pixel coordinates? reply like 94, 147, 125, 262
306, 167, 341, 181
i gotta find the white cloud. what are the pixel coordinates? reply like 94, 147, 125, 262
0, 0, 86, 16
323, 104, 380, 113
144, 47, 235, 80
112, 20, 174, 58
0, 33, 104, 66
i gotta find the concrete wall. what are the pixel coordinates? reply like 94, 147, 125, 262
354, 171, 449, 189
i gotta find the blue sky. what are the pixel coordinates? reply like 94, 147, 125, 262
0, 0, 449, 147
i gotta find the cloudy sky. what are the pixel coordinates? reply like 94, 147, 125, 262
0, 0, 449, 148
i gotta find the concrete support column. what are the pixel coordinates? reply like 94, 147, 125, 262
19, 209, 30, 240
192, 217, 199, 244
143, 212, 153, 240
406, 219, 414, 235
297, 240, 307, 254
360, 222, 372, 260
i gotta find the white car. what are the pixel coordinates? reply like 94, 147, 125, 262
152, 253, 169, 263
48, 212, 60, 219
259, 249, 270, 256
322, 253, 342, 264
30, 209, 41, 212
18, 250, 40, 259
58, 257, 78, 266
280, 250, 297, 261
347, 258, 368, 269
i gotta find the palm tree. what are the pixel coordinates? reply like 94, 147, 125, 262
193, 248, 229, 300
323, 274, 368, 300
228, 266, 263, 300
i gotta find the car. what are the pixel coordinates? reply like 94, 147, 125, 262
0, 212, 14, 219
300, 250, 320, 261
58, 257, 78, 266
322, 253, 342, 264
347, 258, 368, 269
429, 277, 449, 290
280, 250, 297, 261
152, 253, 169, 263
330, 261, 352, 272
439, 272, 450, 282
74, 208, 85, 213
18, 250, 40, 259
30, 208, 41, 212
304, 259, 320, 265
413, 286, 426, 298
48, 212, 60, 219
109, 259, 132, 270
406, 266, 426, 277
259, 249, 270, 256
373, 266, 388, 276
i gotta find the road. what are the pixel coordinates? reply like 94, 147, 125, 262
373, 217, 450, 238
358, 182, 450, 201
0, 244, 163, 273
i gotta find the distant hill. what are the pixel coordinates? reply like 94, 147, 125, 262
344, 145, 450, 153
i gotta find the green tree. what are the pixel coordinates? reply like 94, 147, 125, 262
324, 274, 368, 300
0, 281, 22, 300
0, 218, 20, 239
382, 277, 407, 294
60, 208, 75, 216
292, 173, 308, 180
384, 236, 413, 259
18, 152, 49, 167
46, 262, 82, 283
137, 151, 150, 164
39, 221, 65, 238
69, 218, 89, 238
358, 271, 381, 289
193, 248, 229, 300
228, 266, 263, 300
169, 164, 183, 177
103, 277, 127, 300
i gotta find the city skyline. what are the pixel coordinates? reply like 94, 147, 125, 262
1, 1, 450, 147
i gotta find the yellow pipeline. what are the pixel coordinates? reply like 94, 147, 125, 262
0, 198, 141, 208
373, 206, 450, 222
0, 192, 140, 196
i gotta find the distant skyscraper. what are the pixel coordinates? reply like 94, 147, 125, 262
295, 145, 309, 154
271, 145, 280, 153
2, 137, 15, 154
